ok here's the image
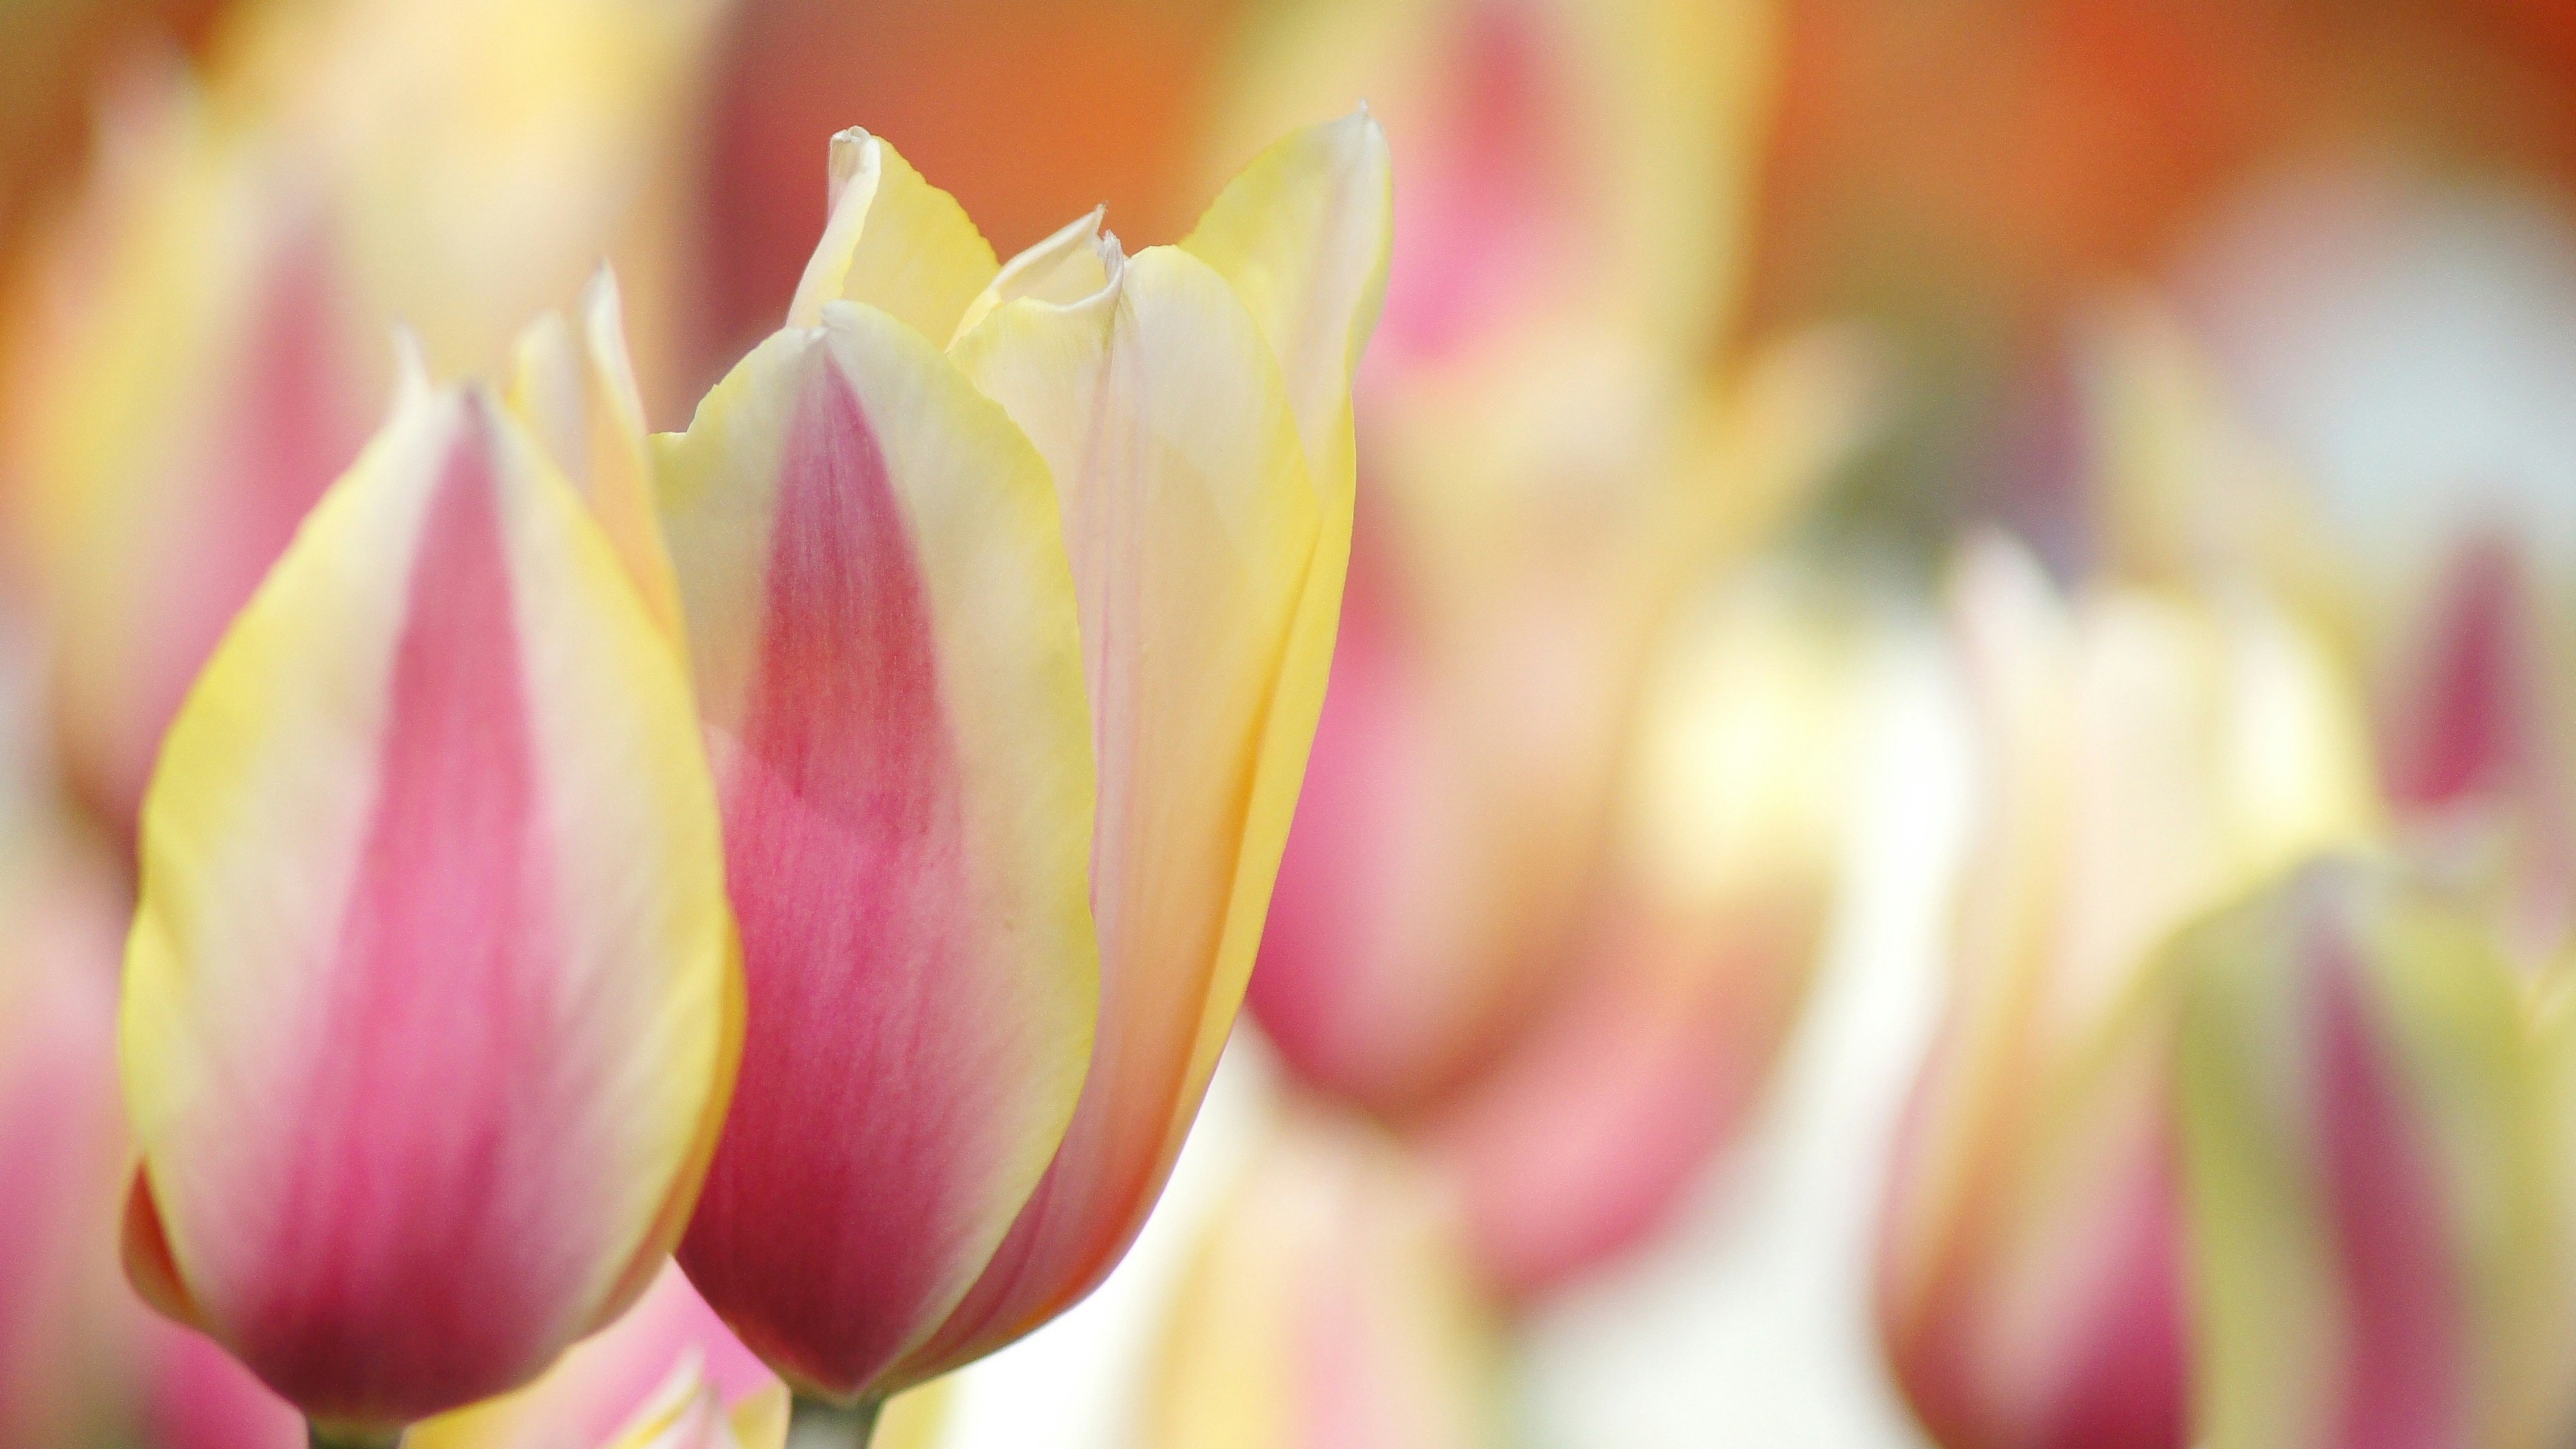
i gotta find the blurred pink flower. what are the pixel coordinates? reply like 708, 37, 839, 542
1878, 537, 2378, 1449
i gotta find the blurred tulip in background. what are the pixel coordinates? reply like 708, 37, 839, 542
1877, 538, 2379, 1449
1146, 1112, 1509, 1449
0, 0, 724, 843
2177, 858, 2569, 1449
9, 1, 2576, 1448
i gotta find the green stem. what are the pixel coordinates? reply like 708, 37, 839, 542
788, 1392, 883, 1449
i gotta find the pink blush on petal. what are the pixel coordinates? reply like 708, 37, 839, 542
229, 411, 574, 1426
678, 358, 988, 1400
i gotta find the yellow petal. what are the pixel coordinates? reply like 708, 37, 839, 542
1182, 107, 1392, 501
785, 129, 998, 341
918, 237, 1318, 1375
2178, 859, 2565, 1449
506, 266, 688, 648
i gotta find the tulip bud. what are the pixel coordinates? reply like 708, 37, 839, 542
2176, 857, 2567, 1449
667, 110, 1391, 1409
118, 360, 742, 1438
1878, 538, 2379, 1449
1146, 1111, 1509, 1449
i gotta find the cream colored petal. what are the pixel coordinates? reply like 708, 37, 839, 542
785, 129, 998, 341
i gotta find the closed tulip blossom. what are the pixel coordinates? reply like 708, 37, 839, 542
664, 112, 1390, 1434
1878, 538, 2379, 1449
118, 293, 743, 1443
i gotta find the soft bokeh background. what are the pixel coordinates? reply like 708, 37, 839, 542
13, 1, 2576, 1446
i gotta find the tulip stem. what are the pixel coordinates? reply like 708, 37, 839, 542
788, 1393, 883, 1449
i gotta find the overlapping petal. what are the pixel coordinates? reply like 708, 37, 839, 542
665, 113, 1389, 1405
661, 297, 1100, 1400
507, 267, 687, 647
119, 378, 740, 1435
901, 112, 1388, 1381
786, 127, 999, 341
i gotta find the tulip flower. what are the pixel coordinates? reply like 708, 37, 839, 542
1417, 570, 1863, 1295
1206, 0, 1839, 1121
117, 322, 743, 1440
1146, 1110, 1509, 1449
0, 0, 724, 843
665, 111, 1389, 1424
1877, 537, 2379, 1449
2176, 857, 2568, 1449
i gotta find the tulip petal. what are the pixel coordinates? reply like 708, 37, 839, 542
885, 119, 1388, 1379
785, 129, 998, 342
119, 384, 739, 1432
507, 266, 688, 647
1181, 108, 1393, 503
905, 237, 1316, 1378
661, 303, 1098, 1401
2177, 859, 2563, 1449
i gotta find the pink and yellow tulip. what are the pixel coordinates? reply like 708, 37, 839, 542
1146, 1110, 1509, 1449
0, 0, 722, 841
666, 112, 1391, 1409
117, 298, 743, 1438
1878, 537, 2379, 1449
2176, 857, 2569, 1449
1221, 0, 1803, 1119
1418, 570, 1863, 1295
